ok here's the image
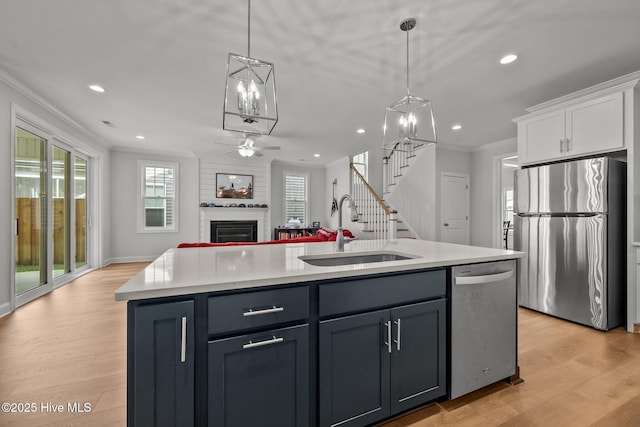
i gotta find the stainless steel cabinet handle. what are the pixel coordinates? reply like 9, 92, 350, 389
242, 336, 284, 349
560, 139, 564, 152
394, 319, 401, 351
455, 269, 515, 285
180, 316, 187, 363
243, 306, 284, 317
384, 321, 392, 354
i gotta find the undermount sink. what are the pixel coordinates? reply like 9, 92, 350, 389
299, 252, 417, 267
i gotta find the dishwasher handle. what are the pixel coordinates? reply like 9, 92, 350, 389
455, 269, 514, 285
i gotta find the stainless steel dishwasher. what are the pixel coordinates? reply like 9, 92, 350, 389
451, 260, 517, 399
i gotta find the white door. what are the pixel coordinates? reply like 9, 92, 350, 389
440, 173, 470, 244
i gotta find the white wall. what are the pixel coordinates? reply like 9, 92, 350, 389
109, 150, 199, 262
435, 146, 472, 241
270, 161, 327, 235
387, 145, 437, 240
325, 156, 352, 230
0, 74, 111, 317
367, 148, 384, 196
469, 138, 518, 247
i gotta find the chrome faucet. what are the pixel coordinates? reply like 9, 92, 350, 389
336, 194, 359, 252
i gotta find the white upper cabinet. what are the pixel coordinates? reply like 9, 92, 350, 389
516, 92, 623, 165
518, 109, 566, 164
566, 93, 623, 155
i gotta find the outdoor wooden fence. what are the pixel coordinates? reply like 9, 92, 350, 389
15, 198, 86, 266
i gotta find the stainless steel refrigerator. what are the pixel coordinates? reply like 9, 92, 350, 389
514, 157, 626, 330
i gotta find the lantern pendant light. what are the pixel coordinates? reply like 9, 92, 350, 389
223, 0, 278, 135
382, 17, 437, 151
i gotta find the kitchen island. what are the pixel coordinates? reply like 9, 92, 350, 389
116, 239, 524, 427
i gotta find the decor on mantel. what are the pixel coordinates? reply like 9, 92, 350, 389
216, 173, 253, 199
382, 17, 437, 151
201, 203, 268, 208
223, 0, 278, 135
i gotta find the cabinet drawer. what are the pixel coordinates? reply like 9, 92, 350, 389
208, 286, 309, 335
319, 269, 446, 317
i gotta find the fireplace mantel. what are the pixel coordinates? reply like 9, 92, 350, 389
200, 207, 269, 242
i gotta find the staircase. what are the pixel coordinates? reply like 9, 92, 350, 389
350, 140, 426, 240
351, 164, 397, 240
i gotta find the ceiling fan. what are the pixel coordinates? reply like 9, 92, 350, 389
216, 135, 280, 158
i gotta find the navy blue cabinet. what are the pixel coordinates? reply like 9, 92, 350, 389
319, 299, 446, 427
127, 269, 447, 426
390, 300, 446, 414
132, 300, 195, 427
208, 324, 309, 426
319, 309, 391, 427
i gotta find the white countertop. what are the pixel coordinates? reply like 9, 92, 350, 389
114, 239, 525, 301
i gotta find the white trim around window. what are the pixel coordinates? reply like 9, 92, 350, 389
137, 160, 179, 233
282, 170, 309, 226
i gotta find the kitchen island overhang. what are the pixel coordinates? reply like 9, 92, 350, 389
115, 239, 524, 301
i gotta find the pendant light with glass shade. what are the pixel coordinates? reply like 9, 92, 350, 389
382, 17, 437, 151
223, 0, 278, 135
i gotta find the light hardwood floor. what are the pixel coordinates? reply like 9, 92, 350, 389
1, 262, 639, 426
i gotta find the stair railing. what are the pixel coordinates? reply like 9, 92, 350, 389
350, 163, 397, 240
383, 140, 424, 191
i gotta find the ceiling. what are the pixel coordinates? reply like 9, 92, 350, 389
1, 0, 640, 165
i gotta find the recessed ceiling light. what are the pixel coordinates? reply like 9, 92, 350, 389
356, 128, 366, 134
313, 153, 320, 158
499, 54, 518, 65
136, 135, 145, 140
89, 84, 105, 93
452, 124, 462, 131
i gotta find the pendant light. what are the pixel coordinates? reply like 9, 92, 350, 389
223, 0, 278, 135
382, 17, 437, 151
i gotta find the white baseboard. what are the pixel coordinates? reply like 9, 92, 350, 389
0, 302, 12, 318
108, 256, 157, 264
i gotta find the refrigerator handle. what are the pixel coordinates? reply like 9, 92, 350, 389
560, 139, 564, 153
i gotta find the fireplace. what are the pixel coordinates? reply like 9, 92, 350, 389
200, 207, 268, 242
210, 221, 258, 243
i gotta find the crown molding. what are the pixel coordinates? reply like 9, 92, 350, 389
515, 70, 640, 119
113, 144, 197, 159
0, 66, 108, 147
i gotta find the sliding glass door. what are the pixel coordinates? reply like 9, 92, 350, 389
15, 126, 48, 295
52, 145, 71, 278
14, 122, 91, 306
74, 156, 87, 269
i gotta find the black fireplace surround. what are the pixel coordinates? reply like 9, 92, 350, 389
210, 221, 258, 243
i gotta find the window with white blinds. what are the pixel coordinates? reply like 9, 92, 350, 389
284, 172, 308, 225
138, 160, 178, 232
